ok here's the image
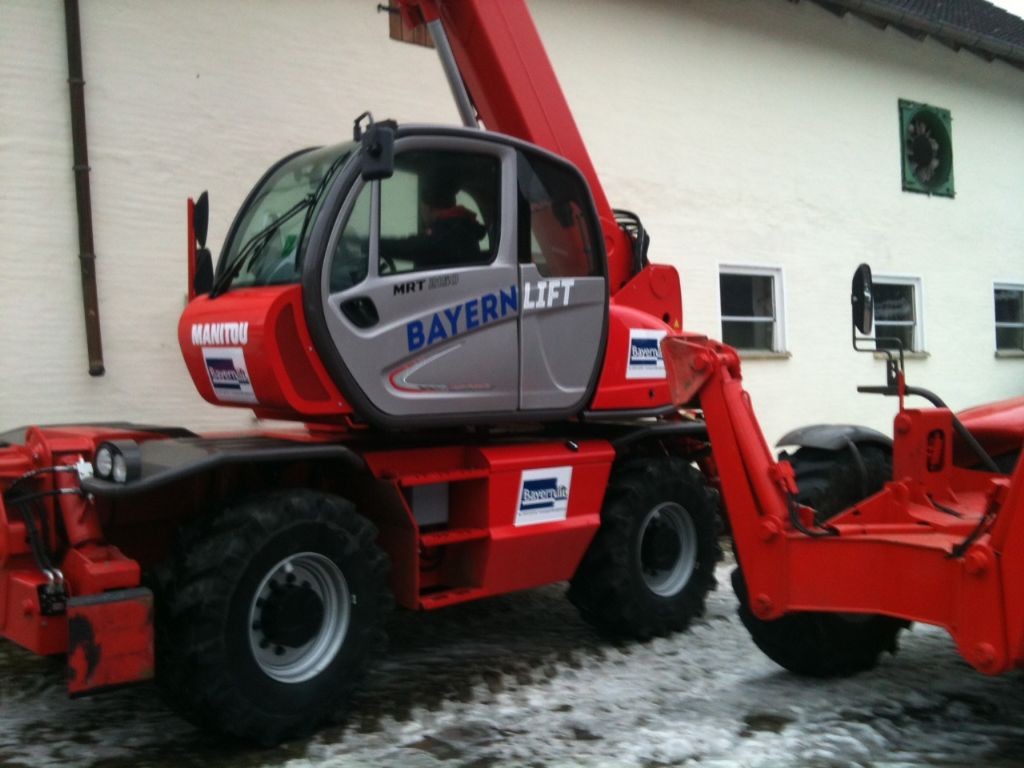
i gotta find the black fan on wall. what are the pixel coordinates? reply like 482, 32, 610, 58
899, 100, 954, 197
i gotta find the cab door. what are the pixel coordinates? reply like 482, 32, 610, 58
516, 150, 607, 411
313, 136, 520, 425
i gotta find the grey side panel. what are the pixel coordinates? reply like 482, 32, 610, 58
518, 264, 605, 410
776, 424, 893, 451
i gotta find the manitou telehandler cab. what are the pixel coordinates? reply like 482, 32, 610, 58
1, 0, 1021, 746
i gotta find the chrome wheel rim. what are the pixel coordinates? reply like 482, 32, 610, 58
248, 552, 350, 683
637, 502, 697, 597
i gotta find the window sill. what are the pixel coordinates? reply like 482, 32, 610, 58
738, 350, 792, 361
995, 349, 1024, 359
873, 351, 930, 360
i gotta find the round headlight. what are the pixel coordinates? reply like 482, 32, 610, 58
94, 439, 142, 484
95, 446, 114, 478
112, 454, 129, 484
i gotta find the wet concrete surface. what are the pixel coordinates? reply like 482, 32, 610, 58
1, 563, 1023, 767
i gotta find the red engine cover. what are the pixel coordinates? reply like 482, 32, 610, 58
179, 286, 352, 423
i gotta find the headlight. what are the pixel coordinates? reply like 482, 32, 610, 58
94, 446, 114, 478
93, 440, 142, 483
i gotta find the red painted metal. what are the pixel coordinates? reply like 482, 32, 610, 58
2, 568, 67, 655
178, 285, 352, 421
663, 334, 1024, 675
362, 440, 614, 610
67, 588, 154, 694
956, 396, 1024, 465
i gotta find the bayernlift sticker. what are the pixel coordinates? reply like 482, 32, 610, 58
202, 347, 257, 404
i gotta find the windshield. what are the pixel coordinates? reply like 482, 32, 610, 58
216, 142, 355, 291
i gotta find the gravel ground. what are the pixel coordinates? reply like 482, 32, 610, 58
1, 559, 1023, 768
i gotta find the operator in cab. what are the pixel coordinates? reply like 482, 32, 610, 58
380, 170, 487, 272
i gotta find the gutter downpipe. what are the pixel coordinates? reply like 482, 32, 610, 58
64, 0, 105, 376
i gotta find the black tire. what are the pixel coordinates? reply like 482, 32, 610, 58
155, 490, 392, 744
732, 445, 905, 677
568, 458, 720, 640
785, 445, 891, 522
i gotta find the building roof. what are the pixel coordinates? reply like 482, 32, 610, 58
810, 0, 1024, 69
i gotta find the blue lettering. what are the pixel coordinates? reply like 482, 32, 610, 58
443, 305, 463, 335
427, 315, 448, 346
481, 294, 498, 323
407, 321, 425, 352
500, 286, 518, 316
465, 298, 480, 330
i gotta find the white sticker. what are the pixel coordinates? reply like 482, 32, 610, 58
626, 329, 667, 380
515, 466, 573, 527
202, 347, 257, 404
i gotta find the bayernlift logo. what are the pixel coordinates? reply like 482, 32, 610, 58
515, 466, 573, 526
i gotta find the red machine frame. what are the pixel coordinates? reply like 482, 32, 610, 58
663, 334, 1024, 674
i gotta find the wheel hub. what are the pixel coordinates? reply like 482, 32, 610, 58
248, 552, 350, 684
257, 580, 325, 649
641, 515, 683, 570
637, 502, 698, 598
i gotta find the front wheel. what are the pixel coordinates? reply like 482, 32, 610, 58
568, 458, 720, 640
155, 490, 392, 744
732, 445, 905, 677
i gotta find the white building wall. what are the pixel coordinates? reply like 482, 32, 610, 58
1, 0, 1022, 443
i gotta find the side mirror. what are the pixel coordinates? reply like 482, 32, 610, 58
194, 248, 213, 296
189, 192, 214, 299
851, 263, 874, 335
193, 191, 209, 249
359, 119, 397, 181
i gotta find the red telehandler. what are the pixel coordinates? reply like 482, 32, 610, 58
0, 0, 1021, 745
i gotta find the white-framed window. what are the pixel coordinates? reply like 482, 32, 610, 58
995, 282, 1024, 351
872, 275, 924, 352
718, 265, 785, 352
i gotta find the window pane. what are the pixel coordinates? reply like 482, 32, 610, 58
997, 326, 1023, 350
720, 274, 774, 319
875, 323, 914, 352
379, 150, 499, 274
874, 283, 914, 323
722, 320, 774, 350
329, 183, 372, 293
517, 152, 599, 278
995, 288, 1023, 323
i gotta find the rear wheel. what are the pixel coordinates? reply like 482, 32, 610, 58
568, 458, 719, 640
732, 446, 905, 677
155, 490, 392, 744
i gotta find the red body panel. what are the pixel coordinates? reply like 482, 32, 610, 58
362, 440, 614, 609
179, 285, 352, 421
67, 588, 154, 694
956, 396, 1024, 464
663, 335, 1024, 675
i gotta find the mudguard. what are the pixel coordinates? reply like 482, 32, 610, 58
775, 424, 892, 452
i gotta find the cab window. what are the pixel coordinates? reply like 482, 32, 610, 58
378, 150, 499, 275
328, 182, 372, 293
517, 152, 600, 278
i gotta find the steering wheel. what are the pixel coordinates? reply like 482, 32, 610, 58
329, 236, 371, 292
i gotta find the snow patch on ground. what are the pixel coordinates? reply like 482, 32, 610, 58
1, 562, 1023, 767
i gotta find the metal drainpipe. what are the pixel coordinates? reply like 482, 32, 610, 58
64, 0, 105, 376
